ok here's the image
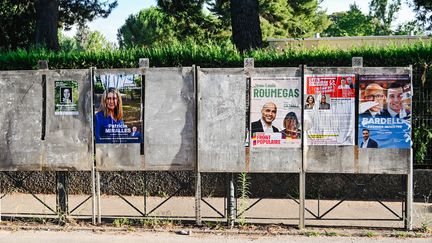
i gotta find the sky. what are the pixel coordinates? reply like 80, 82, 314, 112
64, 0, 417, 44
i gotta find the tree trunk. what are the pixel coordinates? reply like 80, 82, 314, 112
230, 0, 262, 52
35, 0, 60, 51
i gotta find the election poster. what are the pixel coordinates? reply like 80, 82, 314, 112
304, 74, 355, 145
55, 80, 79, 115
94, 73, 142, 144
358, 74, 412, 149
250, 77, 301, 148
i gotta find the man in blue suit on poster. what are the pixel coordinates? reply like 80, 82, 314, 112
360, 128, 378, 148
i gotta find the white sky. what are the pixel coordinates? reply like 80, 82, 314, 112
64, 0, 418, 44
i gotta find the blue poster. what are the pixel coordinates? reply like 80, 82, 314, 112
94, 73, 142, 144
358, 74, 412, 149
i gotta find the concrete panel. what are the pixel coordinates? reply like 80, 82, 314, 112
95, 69, 144, 171
0, 71, 43, 170
358, 148, 410, 174
198, 68, 246, 172
96, 144, 142, 170
44, 69, 93, 170
304, 67, 356, 173
144, 67, 195, 171
305, 146, 356, 173
249, 68, 302, 172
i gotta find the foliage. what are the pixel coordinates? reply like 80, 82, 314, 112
209, 0, 330, 40
412, 0, 432, 30
0, 0, 117, 51
59, 27, 114, 52
394, 20, 425, 35
0, 0, 35, 50
237, 172, 250, 226
323, 4, 376, 37
413, 123, 432, 164
368, 0, 401, 35
117, 7, 177, 48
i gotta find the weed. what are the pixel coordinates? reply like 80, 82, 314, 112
391, 231, 411, 238
302, 230, 320, 237
113, 218, 130, 227
237, 172, 250, 227
324, 231, 338, 237
363, 231, 378, 237
420, 221, 432, 233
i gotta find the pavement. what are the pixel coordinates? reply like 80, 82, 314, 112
0, 230, 432, 243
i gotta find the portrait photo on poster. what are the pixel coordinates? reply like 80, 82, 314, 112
55, 80, 79, 115
304, 74, 356, 146
358, 74, 412, 149
250, 77, 302, 148
94, 73, 142, 144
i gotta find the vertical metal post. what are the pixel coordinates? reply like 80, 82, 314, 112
90, 66, 96, 225
299, 65, 306, 229
194, 65, 202, 226
96, 171, 101, 224
56, 171, 68, 217
91, 165, 96, 225
143, 171, 147, 216
195, 172, 202, 226
299, 172, 305, 229
0, 173, 2, 222
405, 149, 413, 230
405, 65, 413, 231
227, 173, 236, 227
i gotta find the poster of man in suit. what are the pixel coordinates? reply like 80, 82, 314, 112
250, 77, 301, 148
358, 74, 412, 148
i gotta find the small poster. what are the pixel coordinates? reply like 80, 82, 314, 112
358, 74, 412, 148
94, 73, 142, 144
304, 74, 355, 145
250, 77, 301, 148
55, 80, 79, 115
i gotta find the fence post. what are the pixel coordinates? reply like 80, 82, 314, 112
227, 173, 236, 227
56, 171, 68, 219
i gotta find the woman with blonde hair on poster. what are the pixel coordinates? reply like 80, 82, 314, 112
95, 88, 125, 143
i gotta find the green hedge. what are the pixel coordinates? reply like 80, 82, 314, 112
1, 40, 432, 71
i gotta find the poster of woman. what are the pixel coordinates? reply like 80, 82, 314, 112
94, 73, 142, 144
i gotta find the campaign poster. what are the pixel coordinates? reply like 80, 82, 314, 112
55, 80, 79, 115
94, 73, 142, 144
358, 74, 411, 149
304, 74, 355, 145
250, 77, 301, 148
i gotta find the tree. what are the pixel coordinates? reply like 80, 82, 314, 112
35, 0, 60, 51
230, 0, 263, 52
394, 20, 424, 35
117, 7, 177, 48
209, 0, 330, 40
412, 0, 432, 30
0, 0, 117, 51
59, 26, 113, 52
323, 4, 376, 37
0, 1, 35, 50
368, 0, 401, 35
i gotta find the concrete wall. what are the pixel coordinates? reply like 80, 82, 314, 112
0, 66, 412, 174
268, 35, 430, 51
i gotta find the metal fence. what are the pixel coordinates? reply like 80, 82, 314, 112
0, 59, 420, 230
